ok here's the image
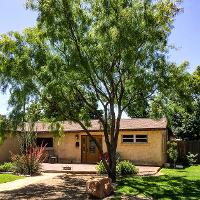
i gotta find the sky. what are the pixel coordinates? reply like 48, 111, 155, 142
0, 0, 200, 116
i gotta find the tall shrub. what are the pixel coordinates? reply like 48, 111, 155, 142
167, 141, 178, 168
11, 144, 47, 175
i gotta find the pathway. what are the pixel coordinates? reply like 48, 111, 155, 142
0, 174, 92, 199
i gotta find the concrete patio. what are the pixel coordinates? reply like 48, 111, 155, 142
42, 163, 97, 174
42, 163, 160, 176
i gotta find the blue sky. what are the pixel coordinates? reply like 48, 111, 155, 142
0, 0, 200, 115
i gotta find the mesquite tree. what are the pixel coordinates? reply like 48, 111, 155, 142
0, 0, 182, 181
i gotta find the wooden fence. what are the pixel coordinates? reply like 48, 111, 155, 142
177, 140, 200, 164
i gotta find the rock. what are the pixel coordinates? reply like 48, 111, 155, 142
176, 165, 184, 169
164, 163, 170, 168
86, 177, 114, 199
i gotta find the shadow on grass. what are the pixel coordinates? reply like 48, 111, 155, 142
114, 175, 200, 200
0, 174, 90, 200
1, 174, 200, 200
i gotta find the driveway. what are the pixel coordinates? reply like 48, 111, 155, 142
0, 173, 91, 200
0, 173, 153, 200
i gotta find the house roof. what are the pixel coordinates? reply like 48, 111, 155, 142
23, 118, 167, 133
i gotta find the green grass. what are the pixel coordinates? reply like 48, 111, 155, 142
0, 174, 24, 184
115, 165, 200, 200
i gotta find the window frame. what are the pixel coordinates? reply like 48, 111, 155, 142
122, 134, 135, 143
122, 134, 148, 144
135, 134, 148, 143
36, 137, 54, 148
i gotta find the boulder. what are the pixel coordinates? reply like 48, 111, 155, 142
176, 164, 184, 169
86, 177, 114, 199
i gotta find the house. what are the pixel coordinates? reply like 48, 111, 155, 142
0, 118, 167, 166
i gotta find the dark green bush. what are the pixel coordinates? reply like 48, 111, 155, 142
187, 152, 198, 166
117, 160, 138, 175
96, 160, 138, 176
0, 162, 14, 172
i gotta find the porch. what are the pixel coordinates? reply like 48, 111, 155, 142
41, 163, 161, 176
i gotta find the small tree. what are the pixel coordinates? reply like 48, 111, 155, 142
167, 141, 178, 168
186, 152, 198, 166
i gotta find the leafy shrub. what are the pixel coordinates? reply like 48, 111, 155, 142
187, 152, 198, 166
167, 141, 178, 168
0, 162, 14, 172
97, 152, 121, 175
96, 160, 138, 176
117, 160, 138, 175
96, 160, 107, 174
11, 145, 47, 176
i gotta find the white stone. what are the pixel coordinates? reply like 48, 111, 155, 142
176, 165, 184, 169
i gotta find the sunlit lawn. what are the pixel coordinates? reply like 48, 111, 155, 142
115, 165, 200, 200
0, 174, 24, 184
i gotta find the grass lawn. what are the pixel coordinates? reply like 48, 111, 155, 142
115, 165, 200, 200
0, 174, 24, 184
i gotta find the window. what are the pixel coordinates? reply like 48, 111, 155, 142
122, 135, 134, 143
122, 134, 148, 143
36, 137, 53, 147
135, 135, 148, 143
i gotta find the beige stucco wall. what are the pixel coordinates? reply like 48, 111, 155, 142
38, 130, 167, 166
0, 135, 20, 163
37, 132, 107, 164
116, 130, 167, 166
0, 130, 167, 166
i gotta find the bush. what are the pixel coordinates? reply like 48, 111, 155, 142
0, 162, 14, 172
167, 141, 178, 168
96, 160, 107, 175
187, 152, 198, 166
11, 145, 47, 176
96, 160, 138, 176
117, 160, 138, 175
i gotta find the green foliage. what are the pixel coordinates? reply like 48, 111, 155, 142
117, 160, 138, 176
96, 160, 138, 176
0, 1, 183, 125
18, 130, 37, 154
11, 145, 47, 176
187, 152, 198, 166
0, 162, 14, 172
96, 160, 107, 175
148, 66, 200, 140
171, 99, 200, 140
0, 115, 10, 144
0, 0, 182, 180
0, 174, 24, 184
167, 141, 178, 168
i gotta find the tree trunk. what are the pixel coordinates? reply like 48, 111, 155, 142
108, 168, 116, 183
107, 145, 117, 182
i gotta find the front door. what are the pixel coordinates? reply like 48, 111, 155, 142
81, 135, 102, 163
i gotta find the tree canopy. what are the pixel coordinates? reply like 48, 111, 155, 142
165, 67, 200, 140
0, 0, 183, 181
